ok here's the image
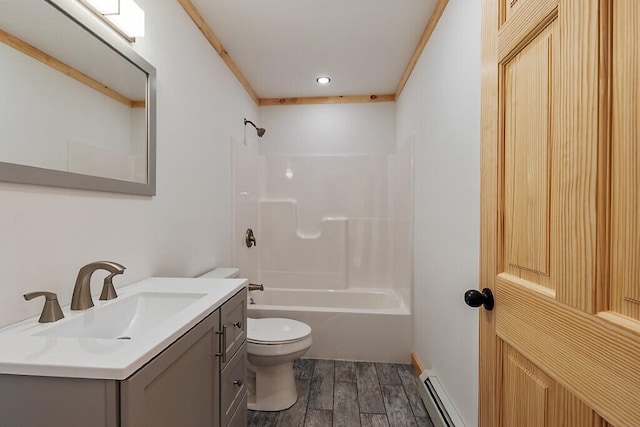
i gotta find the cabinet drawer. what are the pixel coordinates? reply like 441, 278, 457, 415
220, 342, 247, 427
219, 288, 246, 369
227, 393, 247, 427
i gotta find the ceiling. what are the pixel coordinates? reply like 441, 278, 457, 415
184, 0, 442, 102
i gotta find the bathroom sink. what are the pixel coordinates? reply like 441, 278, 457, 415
35, 291, 207, 340
0, 277, 247, 379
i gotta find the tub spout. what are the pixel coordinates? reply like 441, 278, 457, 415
248, 283, 264, 292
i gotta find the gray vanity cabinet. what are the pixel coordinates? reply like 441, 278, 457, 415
0, 287, 247, 427
122, 286, 247, 427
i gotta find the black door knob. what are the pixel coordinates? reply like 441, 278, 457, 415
464, 288, 494, 310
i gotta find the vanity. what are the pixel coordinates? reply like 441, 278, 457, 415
0, 278, 247, 427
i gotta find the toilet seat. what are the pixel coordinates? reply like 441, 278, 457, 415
247, 318, 311, 345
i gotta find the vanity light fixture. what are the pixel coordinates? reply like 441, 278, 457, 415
80, 0, 145, 41
316, 76, 331, 85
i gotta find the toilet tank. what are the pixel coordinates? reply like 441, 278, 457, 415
198, 268, 240, 279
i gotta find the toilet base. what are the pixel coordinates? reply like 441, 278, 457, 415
247, 361, 298, 411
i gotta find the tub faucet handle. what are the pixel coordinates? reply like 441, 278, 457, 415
24, 291, 65, 323
248, 283, 264, 292
245, 228, 257, 248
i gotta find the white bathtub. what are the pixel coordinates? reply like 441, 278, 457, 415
247, 288, 412, 363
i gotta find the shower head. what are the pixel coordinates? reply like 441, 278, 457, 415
244, 118, 266, 138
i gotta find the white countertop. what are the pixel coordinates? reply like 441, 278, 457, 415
0, 277, 246, 380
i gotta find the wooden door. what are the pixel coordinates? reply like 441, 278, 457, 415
479, 0, 640, 426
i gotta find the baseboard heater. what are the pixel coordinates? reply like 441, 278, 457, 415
418, 370, 465, 427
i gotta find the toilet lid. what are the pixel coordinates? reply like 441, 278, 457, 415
247, 318, 311, 344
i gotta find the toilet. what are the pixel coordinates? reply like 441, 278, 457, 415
246, 317, 312, 411
198, 268, 313, 412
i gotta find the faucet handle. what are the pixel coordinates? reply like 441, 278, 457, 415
23, 291, 65, 323
99, 272, 120, 301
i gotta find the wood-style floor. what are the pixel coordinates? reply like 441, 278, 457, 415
248, 359, 434, 427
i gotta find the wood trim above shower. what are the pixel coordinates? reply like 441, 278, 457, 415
177, 0, 449, 106
259, 94, 396, 106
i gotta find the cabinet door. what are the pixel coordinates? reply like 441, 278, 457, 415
219, 288, 246, 370
121, 312, 220, 427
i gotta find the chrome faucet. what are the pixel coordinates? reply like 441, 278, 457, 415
71, 261, 126, 310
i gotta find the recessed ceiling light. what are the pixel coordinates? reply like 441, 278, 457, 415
316, 76, 331, 85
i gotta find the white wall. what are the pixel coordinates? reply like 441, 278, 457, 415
258, 103, 396, 156
396, 0, 481, 425
0, 0, 258, 327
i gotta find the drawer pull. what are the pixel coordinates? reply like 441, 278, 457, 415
215, 325, 228, 363
233, 379, 243, 387
233, 321, 243, 329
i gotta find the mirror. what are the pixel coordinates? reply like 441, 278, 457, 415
0, 0, 156, 195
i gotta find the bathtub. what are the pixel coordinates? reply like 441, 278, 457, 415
247, 288, 412, 363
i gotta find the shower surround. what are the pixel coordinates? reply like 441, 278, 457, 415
260, 155, 392, 291
232, 106, 413, 362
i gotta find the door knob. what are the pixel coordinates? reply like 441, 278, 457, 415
464, 288, 494, 310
